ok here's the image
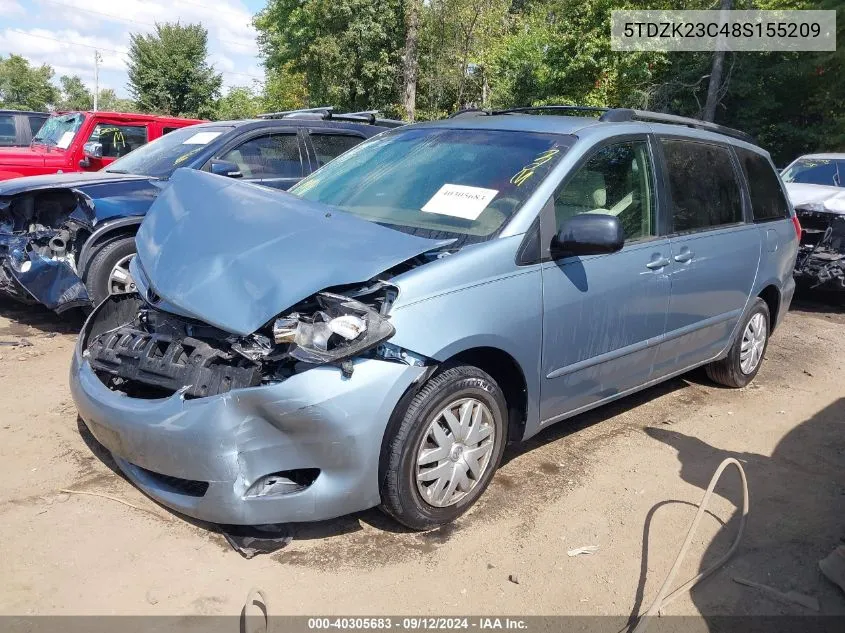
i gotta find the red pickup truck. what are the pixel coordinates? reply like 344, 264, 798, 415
0, 111, 204, 181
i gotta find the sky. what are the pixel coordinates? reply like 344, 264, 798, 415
0, 0, 267, 99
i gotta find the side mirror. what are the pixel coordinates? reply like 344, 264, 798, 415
83, 141, 103, 159
210, 159, 242, 178
551, 213, 624, 259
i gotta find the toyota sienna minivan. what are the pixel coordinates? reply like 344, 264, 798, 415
70, 107, 799, 530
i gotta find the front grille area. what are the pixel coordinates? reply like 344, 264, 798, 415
88, 327, 262, 399
134, 464, 210, 498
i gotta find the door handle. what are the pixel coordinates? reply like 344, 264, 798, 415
674, 250, 694, 263
646, 256, 670, 270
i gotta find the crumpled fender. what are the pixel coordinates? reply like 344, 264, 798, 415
5, 248, 89, 312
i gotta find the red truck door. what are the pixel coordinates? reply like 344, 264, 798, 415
79, 119, 151, 171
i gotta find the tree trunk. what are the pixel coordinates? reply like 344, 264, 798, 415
703, 0, 733, 122
403, 0, 420, 121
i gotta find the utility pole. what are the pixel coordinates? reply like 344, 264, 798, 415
93, 50, 101, 111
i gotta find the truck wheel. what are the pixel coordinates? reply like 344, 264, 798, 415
85, 237, 138, 305
380, 365, 507, 531
705, 298, 770, 388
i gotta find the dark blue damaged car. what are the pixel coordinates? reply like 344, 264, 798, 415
0, 114, 396, 312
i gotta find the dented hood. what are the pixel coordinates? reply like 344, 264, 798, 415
785, 182, 845, 210
135, 169, 445, 335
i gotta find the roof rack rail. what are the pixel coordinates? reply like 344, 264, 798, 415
600, 108, 755, 144
257, 106, 404, 127
492, 105, 609, 117
257, 106, 334, 119
448, 108, 488, 119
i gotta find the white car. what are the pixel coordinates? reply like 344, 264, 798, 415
782, 153, 845, 291
782, 153, 845, 212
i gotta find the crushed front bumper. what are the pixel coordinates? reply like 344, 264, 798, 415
70, 331, 427, 525
0, 233, 89, 312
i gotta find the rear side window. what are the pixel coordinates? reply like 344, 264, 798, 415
661, 139, 743, 232
310, 133, 363, 167
0, 115, 16, 146
736, 148, 791, 221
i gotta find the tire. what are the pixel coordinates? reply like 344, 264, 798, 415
84, 236, 138, 305
380, 365, 508, 531
705, 297, 771, 388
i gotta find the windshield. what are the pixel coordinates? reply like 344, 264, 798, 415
290, 127, 571, 244
32, 113, 85, 149
103, 126, 230, 178
782, 157, 845, 188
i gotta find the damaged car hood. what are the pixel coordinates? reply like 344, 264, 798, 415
0, 171, 155, 196
0, 172, 162, 223
135, 169, 447, 336
785, 182, 845, 212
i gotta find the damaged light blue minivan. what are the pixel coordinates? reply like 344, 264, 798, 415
70, 108, 799, 530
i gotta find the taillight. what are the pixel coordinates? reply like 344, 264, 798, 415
791, 215, 802, 240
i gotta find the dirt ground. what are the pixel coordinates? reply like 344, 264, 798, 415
0, 289, 844, 620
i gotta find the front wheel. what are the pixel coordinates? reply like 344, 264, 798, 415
380, 365, 507, 530
84, 237, 138, 305
705, 297, 770, 388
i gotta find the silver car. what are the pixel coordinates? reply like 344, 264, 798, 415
70, 108, 799, 530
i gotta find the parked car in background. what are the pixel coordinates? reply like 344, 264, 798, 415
0, 110, 49, 147
0, 108, 401, 312
71, 107, 798, 530
0, 111, 204, 181
781, 153, 845, 291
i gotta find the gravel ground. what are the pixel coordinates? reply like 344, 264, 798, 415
0, 289, 843, 620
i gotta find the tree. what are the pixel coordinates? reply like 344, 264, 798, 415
127, 22, 222, 119
254, 0, 405, 113
702, 0, 733, 122
58, 75, 93, 111
262, 64, 308, 113
97, 89, 136, 113
402, 0, 421, 120
0, 54, 58, 111
216, 86, 262, 120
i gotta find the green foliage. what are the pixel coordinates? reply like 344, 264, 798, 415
97, 89, 137, 113
255, 0, 405, 112
649, 0, 844, 164
127, 22, 222, 119
0, 54, 58, 111
216, 86, 262, 120
58, 75, 93, 111
262, 64, 309, 112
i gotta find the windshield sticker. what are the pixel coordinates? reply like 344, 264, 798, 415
174, 147, 202, 166
421, 184, 498, 220
510, 148, 560, 186
181, 131, 222, 145
56, 131, 75, 149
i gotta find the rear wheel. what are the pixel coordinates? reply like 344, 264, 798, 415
705, 297, 770, 388
85, 237, 138, 305
380, 365, 507, 530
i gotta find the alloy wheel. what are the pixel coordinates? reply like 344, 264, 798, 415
740, 312, 767, 374
108, 255, 136, 295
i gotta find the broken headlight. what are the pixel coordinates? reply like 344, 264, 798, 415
271, 292, 395, 365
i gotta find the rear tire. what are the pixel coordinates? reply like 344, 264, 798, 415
85, 236, 137, 305
380, 365, 507, 531
705, 297, 770, 388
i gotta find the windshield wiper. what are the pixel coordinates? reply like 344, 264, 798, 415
105, 169, 130, 174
